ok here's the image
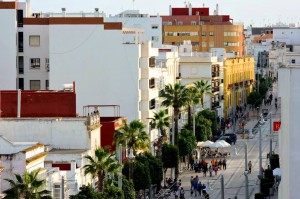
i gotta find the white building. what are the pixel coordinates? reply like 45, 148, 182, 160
278, 65, 300, 199
0, 137, 46, 193
105, 10, 162, 48
0, 115, 101, 197
0, 1, 168, 134
178, 41, 222, 116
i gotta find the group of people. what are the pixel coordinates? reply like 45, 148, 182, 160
191, 158, 227, 176
190, 176, 209, 198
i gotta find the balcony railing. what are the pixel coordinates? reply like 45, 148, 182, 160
212, 72, 219, 78
211, 101, 220, 109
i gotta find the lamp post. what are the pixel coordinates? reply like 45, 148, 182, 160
128, 148, 135, 180
269, 112, 273, 160
118, 144, 122, 189
244, 142, 249, 199
256, 107, 260, 120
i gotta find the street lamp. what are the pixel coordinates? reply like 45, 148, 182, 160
256, 107, 260, 120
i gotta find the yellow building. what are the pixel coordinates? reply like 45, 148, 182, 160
223, 57, 255, 116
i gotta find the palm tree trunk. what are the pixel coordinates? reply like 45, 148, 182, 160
174, 107, 180, 179
156, 136, 163, 160
163, 169, 167, 188
188, 105, 192, 127
98, 172, 105, 192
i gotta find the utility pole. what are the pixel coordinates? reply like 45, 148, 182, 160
269, 112, 273, 159
259, 126, 262, 192
221, 175, 225, 199
244, 142, 249, 199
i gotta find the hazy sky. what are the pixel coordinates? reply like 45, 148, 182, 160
30, 0, 299, 27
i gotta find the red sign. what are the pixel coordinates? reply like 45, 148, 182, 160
273, 121, 281, 132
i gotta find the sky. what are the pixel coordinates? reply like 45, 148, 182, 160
29, 0, 300, 27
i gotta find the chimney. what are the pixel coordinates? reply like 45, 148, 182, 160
94, 8, 99, 17
188, 2, 192, 16
169, 5, 172, 16
216, 4, 219, 15
61, 8, 66, 17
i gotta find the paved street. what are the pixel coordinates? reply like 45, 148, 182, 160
176, 83, 280, 199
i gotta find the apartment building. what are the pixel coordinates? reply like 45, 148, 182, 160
223, 57, 255, 116
105, 10, 162, 48
161, 3, 244, 56
178, 41, 223, 117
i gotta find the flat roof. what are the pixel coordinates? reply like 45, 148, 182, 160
48, 149, 88, 154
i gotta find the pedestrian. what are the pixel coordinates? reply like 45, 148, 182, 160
203, 164, 207, 177
190, 176, 193, 191
248, 161, 252, 174
209, 165, 213, 177
197, 181, 202, 197
223, 158, 227, 170
193, 177, 198, 196
179, 187, 185, 199
214, 166, 218, 176
175, 186, 180, 199
218, 159, 223, 170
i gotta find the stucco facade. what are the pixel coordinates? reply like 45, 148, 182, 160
223, 57, 255, 116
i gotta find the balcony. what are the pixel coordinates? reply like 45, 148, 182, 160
211, 101, 220, 109
212, 72, 219, 78
212, 87, 220, 93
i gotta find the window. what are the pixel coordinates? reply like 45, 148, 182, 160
200, 21, 204, 25
18, 56, 24, 74
30, 80, 41, 90
149, 99, 155, 110
18, 32, 23, 52
209, 31, 214, 36
209, 42, 214, 47
151, 25, 159, 29
30, 58, 40, 69
177, 21, 183, 25
191, 21, 196, 25
201, 32, 206, 36
163, 21, 172, 25
149, 78, 155, 89
18, 78, 24, 90
46, 80, 49, 90
202, 42, 207, 47
292, 59, 296, 64
192, 42, 199, 46
17, 10, 23, 27
45, 58, 49, 71
29, 35, 40, 47
149, 57, 155, 67
152, 36, 159, 41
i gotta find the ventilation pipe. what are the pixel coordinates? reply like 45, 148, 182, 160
62, 8, 66, 17
17, 89, 21, 118
188, 2, 192, 16
169, 5, 172, 16
216, 4, 219, 15
94, 8, 99, 17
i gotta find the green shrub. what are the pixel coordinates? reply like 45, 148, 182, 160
255, 193, 265, 199
133, 161, 151, 191
122, 177, 135, 199
100, 185, 124, 199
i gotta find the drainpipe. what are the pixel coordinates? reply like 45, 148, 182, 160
17, 89, 21, 118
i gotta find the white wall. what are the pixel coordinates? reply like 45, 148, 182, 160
49, 24, 141, 121
106, 14, 162, 48
273, 28, 300, 45
0, 119, 95, 149
23, 25, 49, 90
278, 67, 300, 199
0, 9, 17, 90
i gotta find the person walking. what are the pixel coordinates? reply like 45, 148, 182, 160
190, 176, 193, 191
197, 181, 202, 197
203, 164, 207, 177
193, 177, 198, 196
209, 165, 213, 177
248, 161, 252, 174
214, 166, 218, 176
179, 187, 185, 199
223, 158, 227, 170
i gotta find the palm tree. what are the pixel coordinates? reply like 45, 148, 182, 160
84, 147, 120, 192
3, 169, 51, 199
148, 110, 171, 160
115, 120, 150, 154
159, 83, 189, 146
185, 87, 200, 127
159, 82, 189, 179
194, 80, 212, 109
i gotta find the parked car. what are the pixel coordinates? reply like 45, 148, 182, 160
217, 136, 233, 145
224, 133, 237, 145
